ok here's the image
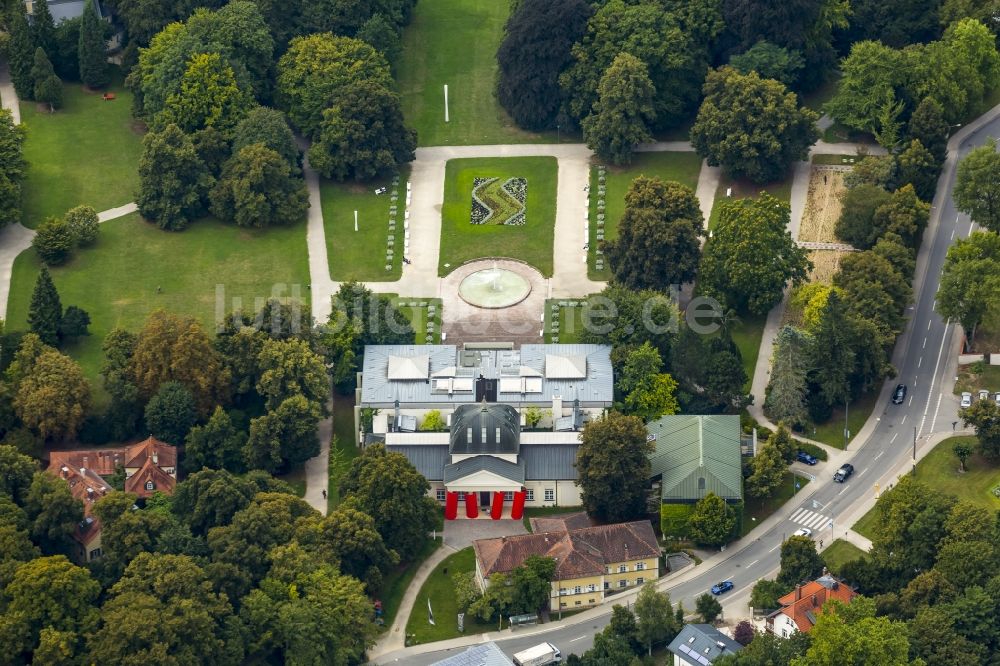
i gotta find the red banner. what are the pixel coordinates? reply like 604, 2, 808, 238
444, 491, 458, 520
465, 492, 478, 519
491, 491, 504, 519
511, 490, 526, 520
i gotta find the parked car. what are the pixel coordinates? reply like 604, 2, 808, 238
995, 392, 1000, 406
792, 527, 813, 538
979, 389, 991, 402
892, 384, 907, 404
711, 580, 734, 595
833, 463, 855, 482
796, 450, 818, 465
961, 392, 973, 408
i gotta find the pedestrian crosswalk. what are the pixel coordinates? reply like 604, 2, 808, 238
790, 508, 832, 531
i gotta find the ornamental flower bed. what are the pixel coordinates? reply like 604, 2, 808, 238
470, 176, 527, 225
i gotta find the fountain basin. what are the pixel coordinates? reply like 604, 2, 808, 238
458, 267, 532, 309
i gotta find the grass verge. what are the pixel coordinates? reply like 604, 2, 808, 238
809, 391, 879, 449
822, 539, 868, 575
543, 299, 587, 344
439, 157, 557, 276
707, 174, 794, 231
379, 537, 443, 634
740, 472, 809, 538
393, 297, 444, 344
730, 314, 767, 393
955, 362, 1000, 395
328, 395, 359, 511
20, 71, 143, 228
404, 546, 494, 644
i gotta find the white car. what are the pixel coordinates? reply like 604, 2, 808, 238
995, 392, 1000, 406
792, 528, 813, 538
979, 389, 991, 402
961, 392, 973, 408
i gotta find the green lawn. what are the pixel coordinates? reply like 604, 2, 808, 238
730, 315, 767, 393
328, 395, 359, 512
404, 546, 494, 644
380, 537, 443, 634
800, 77, 840, 113
396, 0, 562, 146
812, 154, 857, 166
439, 157, 557, 276
6, 214, 309, 406
321, 166, 410, 281
588, 152, 703, 280
955, 362, 1000, 396
393, 297, 444, 344
20, 72, 143, 228
822, 539, 868, 575
544, 299, 587, 344
809, 391, 879, 449
707, 174, 794, 230
852, 505, 880, 541
740, 472, 809, 537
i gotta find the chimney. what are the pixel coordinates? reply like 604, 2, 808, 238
812, 594, 818, 607
552, 396, 563, 427
393, 399, 400, 432
86, 487, 94, 499
795, 585, 802, 601
61, 466, 69, 478
572, 397, 581, 431
152, 451, 158, 465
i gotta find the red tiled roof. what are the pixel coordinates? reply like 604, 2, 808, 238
124, 436, 177, 470
124, 456, 177, 497
528, 512, 594, 534
474, 520, 659, 579
772, 577, 856, 633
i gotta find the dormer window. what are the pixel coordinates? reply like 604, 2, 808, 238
145, 481, 154, 491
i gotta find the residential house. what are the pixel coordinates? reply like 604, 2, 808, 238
646, 415, 743, 504
47, 436, 179, 562
472, 520, 660, 610
765, 574, 856, 637
359, 343, 613, 517
666, 624, 743, 666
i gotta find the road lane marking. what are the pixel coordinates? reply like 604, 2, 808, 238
890, 432, 898, 443
747, 560, 759, 568
928, 392, 943, 436
927, 320, 932, 330
874, 451, 884, 461
858, 467, 868, 477
838, 485, 850, 495
768, 544, 780, 553
901, 415, 907, 424
570, 635, 586, 642
918, 357, 923, 368
920, 317, 951, 436
908, 395, 913, 406
969, 221, 975, 235
923, 337, 927, 348
951, 228, 956, 240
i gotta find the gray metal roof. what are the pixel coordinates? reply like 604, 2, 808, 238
647, 415, 743, 503
667, 624, 743, 665
359, 344, 614, 406
521, 445, 578, 480
450, 404, 520, 455
443, 455, 525, 484
385, 445, 448, 480
431, 642, 513, 666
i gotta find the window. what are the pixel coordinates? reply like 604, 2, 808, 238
503, 491, 514, 501
457, 491, 466, 500
636, 577, 644, 585
619, 580, 627, 588
559, 588, 568, 596
604, 582, 610, 590
561, 602, 567, 608
587, 584, 596, 593
89, 548, 102, 560
635, 562, 645, 571
544, 489, 554, 502
618, 564, 627, 573
575, 600, 582, 606
698, 477, 706, 490
574, 586, 582, 595
145, 481, 154, 491
525, 489, 534, 501
436, 489, 446, 502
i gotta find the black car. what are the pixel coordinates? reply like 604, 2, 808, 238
834, 463, 855, 482
892, 384, 907, 405
796, 450, 818, 465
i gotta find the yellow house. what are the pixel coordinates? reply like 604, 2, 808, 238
472, 518, 661, 610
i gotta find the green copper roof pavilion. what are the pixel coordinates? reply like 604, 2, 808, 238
646, 415, 743, 503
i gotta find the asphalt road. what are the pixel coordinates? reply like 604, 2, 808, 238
374, 118, 1000, 665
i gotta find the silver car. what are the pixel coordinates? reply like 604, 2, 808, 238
961, 392, 973, 408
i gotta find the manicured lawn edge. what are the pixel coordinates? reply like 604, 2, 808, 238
822, 539, 868, 575
740, 472, 810, 537
403, 546, 493, 644
380, 537, 443, 635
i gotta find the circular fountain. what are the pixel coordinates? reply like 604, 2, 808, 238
458, 263, 532, 308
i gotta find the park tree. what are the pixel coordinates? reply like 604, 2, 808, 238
159, 52, 253, 135
909, 606, 987, 666
633, 583, 679, 655
339, 443, 437, 561
144, 381, 197, 444
936, 231, 1000, 348
31, 47, 63, 111
88, 552, 244, 664
184, 407, 246, 474
576, 412, 653, 522
687, 493, 737, 547
8, 4, 36, 100
27, 267, 62, 347
733, 620, 755, 646
308, 79, 416, 181
560, 0, 706, 130
844, 154, 898, 191
0, 444, 37, 504
255, 337, 329, 411
23, 471, 84, 554
297, 506, 399, 591
834, 251, 912, 338
835, 183, 894, 248
953, 440, 973, 472
954, 140, 1000, 233
716, 632, 811, 665
2, 555, 100, 663
355, 14, 402, 68
847, 0, 941, 47
617, 343, 679, 421
729, 40, 805, 87
276, 33, 393, 138
778, 535, 824, 588
232, 107, 300, 170
696, 592, 723, 624
30, 0, 57, 59
210, 143, 309, 227
797, 597, 912, 666
171, 468, 255, 535
64, 204, 100, 246
496, 0, 592, 130
78, 0, 108, 88
32, 217, 75, 265
898, 139, 940, 202
870, 184, 931, 249
605, 177, 702, 289
14, 348, 90, 441
750, 578, 787, 612
51, 15, 82, 82
869, 476, 956, 574
961, 398, 1000, 459
127, 309, 230, 414
826, 41, 906, 142
807, 290, 857, 414
101, 328, 143, 441
747, 440, 786, 499
579, 284, 678, 361
699, 194, 810, 314
244, 394, 321, 473
764, 326, 811, 426
581, 52, 656, 166
137, 124, 215, 231
908, 97, 949, 162
691, 67, 819, 183
0, 108, 27, 229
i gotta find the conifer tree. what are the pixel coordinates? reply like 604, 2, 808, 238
78, 0, 108, 88
31, 48, 62, 111
8, 5, 36, 99
28, 267, 62, 347
30, 0, 57, 58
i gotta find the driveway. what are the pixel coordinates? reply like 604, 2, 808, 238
443, 518, 529, 550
